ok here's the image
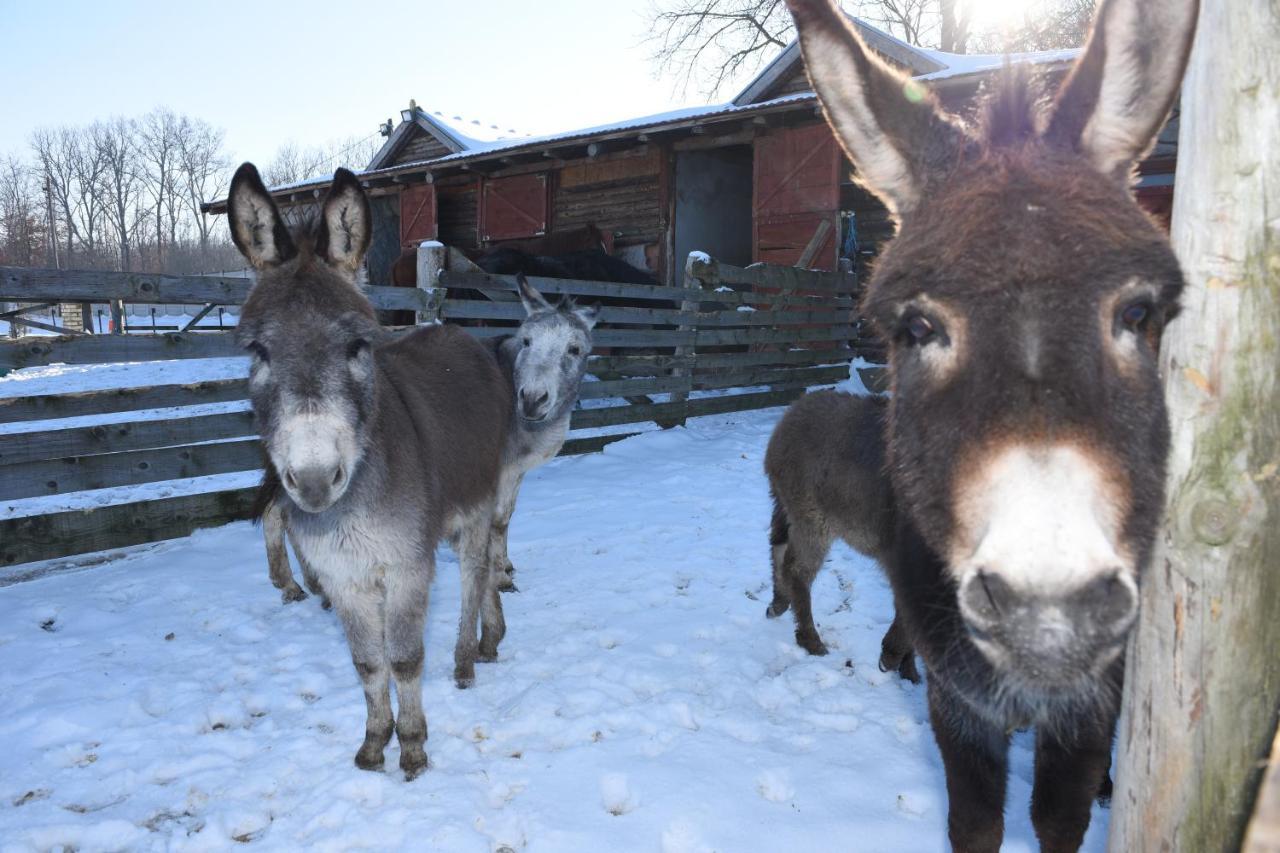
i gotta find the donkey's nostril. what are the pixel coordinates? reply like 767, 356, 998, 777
332, 466, 345, 487
284, 469, 298, 490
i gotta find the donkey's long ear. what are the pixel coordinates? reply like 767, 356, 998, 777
1045, 0, 1199, 181
516, 273, 552, 315
228, 162, 296, 269
785, 0, 968, 216
316, 168, 372, 274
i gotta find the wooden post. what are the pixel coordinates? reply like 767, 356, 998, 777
1110, 2, 1280, 850
670, 252, 707, 426
414, 241, 445, 325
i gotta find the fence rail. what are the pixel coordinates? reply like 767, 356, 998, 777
0, 248, 878, 576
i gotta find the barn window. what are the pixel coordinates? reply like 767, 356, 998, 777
399, 183, 437, 247
481, 173, 549, 242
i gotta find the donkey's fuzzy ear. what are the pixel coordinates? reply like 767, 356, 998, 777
228, 162, 297, 269
785, 0, 968, 216
516, 273, 553, 315
573, 303, 601, 329
1045, 0, 1199, 181
316, 168, 371, 274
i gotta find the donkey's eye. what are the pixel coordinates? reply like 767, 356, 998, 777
522, 337, 532, 347
246, 342, 270, 363
567, 344, 581, 357
902, 312, 940, 346
1118, 300, 1152, 332
347, 338, 370, 359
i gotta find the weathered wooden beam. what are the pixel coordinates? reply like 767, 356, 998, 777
0, 410, 256, 467
0, 488, 258, 569
1244, 724, 1280, 852
0, 438, 262, 502
1111, 1, 1280, 848
0, 378, 248, 423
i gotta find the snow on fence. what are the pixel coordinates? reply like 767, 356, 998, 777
0, 249, 878, 575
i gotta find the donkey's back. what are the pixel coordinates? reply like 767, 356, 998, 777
378, 323, 511, 527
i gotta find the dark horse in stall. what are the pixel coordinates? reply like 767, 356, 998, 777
785, 0, 1198, 850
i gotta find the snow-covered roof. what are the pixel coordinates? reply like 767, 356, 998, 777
203, 22, 1082, 212
914, 47, 1080, 81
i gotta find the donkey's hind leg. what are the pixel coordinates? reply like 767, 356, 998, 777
781, 514, 835, 656
878, 612, 921, 684
263, 500, 306, 604
329, 583, 393, 772
385, 563, 431, 780
766, 497, 792, 619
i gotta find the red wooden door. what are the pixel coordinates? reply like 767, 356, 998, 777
480, 173, 549, 242
753, 123, 841, 269
399, 183, 437, 246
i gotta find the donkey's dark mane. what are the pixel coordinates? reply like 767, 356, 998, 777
978, 65, 1050, 151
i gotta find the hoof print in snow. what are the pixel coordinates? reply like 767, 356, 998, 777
40, 618, 57, 632
299, 691, 320, 704
164, 632, 176, 641
12, 789, 51, 807
601, 773, 637, 816
756, 769, 795, 803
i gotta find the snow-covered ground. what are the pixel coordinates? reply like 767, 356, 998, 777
0, 403, 1110, 852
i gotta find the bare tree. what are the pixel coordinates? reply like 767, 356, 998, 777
138, 108, 184, 269
176, 116, 231, 268
262, 134, 381, 187
0, 157, 44, 266
95, 117, 144, 271
648, 0, 1089, 97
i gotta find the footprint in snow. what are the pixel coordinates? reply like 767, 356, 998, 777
600, 772, 639, 816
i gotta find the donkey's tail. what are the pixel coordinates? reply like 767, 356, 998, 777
769, 492, 790, 547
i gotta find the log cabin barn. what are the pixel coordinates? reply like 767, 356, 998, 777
202, 18, 1179, 291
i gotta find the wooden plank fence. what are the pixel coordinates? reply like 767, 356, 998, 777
0, 248, 878, 576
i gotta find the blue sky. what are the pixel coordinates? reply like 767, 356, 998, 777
0, 0, 742, 165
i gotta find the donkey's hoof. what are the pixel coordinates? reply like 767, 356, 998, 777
354, 746, 385, 772
400, 749, 429, 781
454, 665, 475, 690
320, 597, 333, 611
280, 584, 308, 604
797, 631, 829, 656
765, 599, 790, 619
497, 578, 519, 594
878, 646, 921, 683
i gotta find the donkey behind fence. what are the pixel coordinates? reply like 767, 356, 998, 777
261, 274, 598, 603
785, 0, 1198, 848
229, 163, 511, 779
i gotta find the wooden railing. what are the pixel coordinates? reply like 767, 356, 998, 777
0, 250, 876, 576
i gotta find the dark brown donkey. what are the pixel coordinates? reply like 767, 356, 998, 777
229, 164, 511, 779
785, 0, 1198, 849
764, 390, 917, 682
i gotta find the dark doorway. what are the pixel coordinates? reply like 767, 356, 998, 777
674, 146, 753, 274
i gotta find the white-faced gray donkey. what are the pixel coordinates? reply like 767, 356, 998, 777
230, 163, 511, 779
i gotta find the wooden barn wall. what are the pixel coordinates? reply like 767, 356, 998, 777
437, 177, 481, 250
391, 127, 453, 166
552, 146, 664, 256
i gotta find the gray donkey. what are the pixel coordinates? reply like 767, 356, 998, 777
486, 276, 597, 592
229, 163, 511, 779
764, 390, 918, 682
262, 274, 597, 601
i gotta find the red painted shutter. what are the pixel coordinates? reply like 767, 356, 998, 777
753, 123, 841, 269
480, 173, 549, 242
399, 183, 437, 246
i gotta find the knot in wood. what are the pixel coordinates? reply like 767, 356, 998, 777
1191, 496, 1238, 546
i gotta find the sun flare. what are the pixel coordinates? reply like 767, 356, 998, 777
964, 0, 1042, 30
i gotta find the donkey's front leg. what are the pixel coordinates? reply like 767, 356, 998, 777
263, 500, 306, 603
1030, 718, 1116, 852
490, 470, 524, 593
331, 584, 392, 771
385, 565, 431, 780
929, 680, 1010, 853
453, 519, 491, 688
